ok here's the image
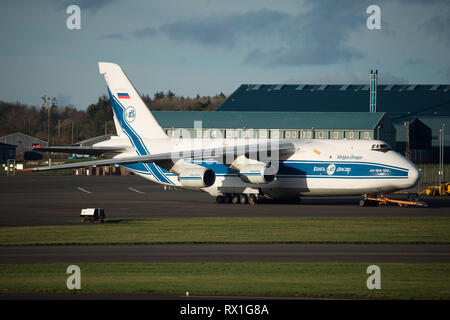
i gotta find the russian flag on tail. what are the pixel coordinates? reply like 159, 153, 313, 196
118, 92, 130, 99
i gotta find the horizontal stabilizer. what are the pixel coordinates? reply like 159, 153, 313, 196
32, 145, 130, 156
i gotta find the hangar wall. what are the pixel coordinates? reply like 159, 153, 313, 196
153, 111, 396, 148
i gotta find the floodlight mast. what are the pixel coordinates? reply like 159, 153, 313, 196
369, 69, 378, 113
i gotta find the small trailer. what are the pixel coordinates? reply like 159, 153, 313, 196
80, 208, 105, 223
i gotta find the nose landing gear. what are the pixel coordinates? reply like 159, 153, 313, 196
359, 198, 379, 207
359, 194, 428, 207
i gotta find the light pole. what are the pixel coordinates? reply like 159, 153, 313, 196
42, 95, 56, 163
42, 95, 56, 146
439, 123, 446, 186
404, 120, 410, 159
42, 95, 48, 145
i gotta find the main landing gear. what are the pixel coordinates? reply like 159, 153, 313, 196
215, 194, 301, 205
216, 194, 258, 205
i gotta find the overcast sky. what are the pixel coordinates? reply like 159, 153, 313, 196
1, 0, 449, 109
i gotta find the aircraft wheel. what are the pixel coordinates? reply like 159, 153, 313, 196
239, 194, 248, 204
359, 199, 367, 207
248, 195, 257, 205
216, 195, 224, 204
231, 194, 240, 204
223, 194, 232, 204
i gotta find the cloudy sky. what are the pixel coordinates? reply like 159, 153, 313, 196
1, 0, 449, 109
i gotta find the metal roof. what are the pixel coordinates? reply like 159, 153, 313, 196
153, 111, 386, 130
0, 132, 47, 144
216, 84, 450, 116
74, 134, 112, 146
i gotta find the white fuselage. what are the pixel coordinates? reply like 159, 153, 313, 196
95, 137, 420, 199
95, 62, 420, 201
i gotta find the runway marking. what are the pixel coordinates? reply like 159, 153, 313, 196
129, 187, 145, 194
77, 187, 91, 194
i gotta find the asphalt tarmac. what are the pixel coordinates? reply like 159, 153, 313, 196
0, 175, 449, 265
1, 175, 449, 227
1, 243, 449, 264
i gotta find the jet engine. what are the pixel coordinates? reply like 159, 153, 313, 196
170, 159, 216, 188
238, 163, 276, 184
178, 167, 216, 188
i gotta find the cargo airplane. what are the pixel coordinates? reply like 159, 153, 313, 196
28, 62, 420, 205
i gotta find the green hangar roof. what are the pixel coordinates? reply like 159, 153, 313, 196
215, 84, 450, 116
153, 111, 387, 130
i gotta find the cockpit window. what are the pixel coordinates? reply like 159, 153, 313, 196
371, 143, 392, 152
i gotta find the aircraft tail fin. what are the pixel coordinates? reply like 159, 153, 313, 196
98, 62, 168, 141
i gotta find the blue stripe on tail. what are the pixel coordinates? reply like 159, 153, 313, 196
107, 87, 173, 184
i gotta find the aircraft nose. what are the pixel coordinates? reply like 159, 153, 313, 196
408, 166, 420, 187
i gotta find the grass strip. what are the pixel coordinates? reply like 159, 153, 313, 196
0, 217, 449, 246
0, 262, 449, 299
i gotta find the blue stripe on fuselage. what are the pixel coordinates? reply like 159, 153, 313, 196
191, 160, 408, 179
279, 160, 408, 178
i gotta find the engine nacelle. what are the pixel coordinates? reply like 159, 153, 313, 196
178, 167, 216, 188
238, 163, 276, 184
170, 159, 216, 188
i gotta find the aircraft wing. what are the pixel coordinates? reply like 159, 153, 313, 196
22, 141, 296, 172
32, 145, 129, 156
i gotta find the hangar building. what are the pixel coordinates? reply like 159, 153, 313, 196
214, 83, 449, 163
153, 111, 396, 147
0, 132, 48, 161
215, 84, 450, 116
0, 132, 48, 154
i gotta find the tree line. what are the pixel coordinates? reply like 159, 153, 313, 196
0, 91, 226, 145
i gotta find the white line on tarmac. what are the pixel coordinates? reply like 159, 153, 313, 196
77, 187, 91, 194
129, 187, 145, 194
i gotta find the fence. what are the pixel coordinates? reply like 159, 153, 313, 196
417, 164, 450, 185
